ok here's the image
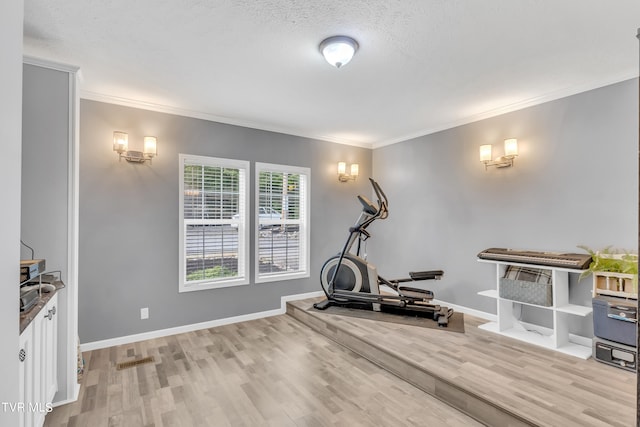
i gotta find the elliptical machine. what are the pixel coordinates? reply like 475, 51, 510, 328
314, 178, 453, 327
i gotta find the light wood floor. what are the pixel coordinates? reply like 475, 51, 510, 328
288, 298, 637, 427
45, 314, 481, 427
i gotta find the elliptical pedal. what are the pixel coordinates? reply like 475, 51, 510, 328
410, 270, 444, 281
397, 286, 434, 300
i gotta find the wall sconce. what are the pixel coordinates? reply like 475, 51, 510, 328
479, 138, 518, 170
113, 132, 157, 164
337, 162, 359, 182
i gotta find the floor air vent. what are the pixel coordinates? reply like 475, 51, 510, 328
116, 356, 155, 370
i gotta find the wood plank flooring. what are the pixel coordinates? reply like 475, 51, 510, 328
45, 314, 481, 427
288, 298, 636, 427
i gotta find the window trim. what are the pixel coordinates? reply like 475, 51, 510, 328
179, 154, 250, 293
254, 162, 311, 283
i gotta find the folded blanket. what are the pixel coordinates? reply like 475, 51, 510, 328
503, 265, 552, 284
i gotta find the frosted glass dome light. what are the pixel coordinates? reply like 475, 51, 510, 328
319, 36, 359, 68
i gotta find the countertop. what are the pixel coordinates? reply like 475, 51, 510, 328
20, 281, 64, 334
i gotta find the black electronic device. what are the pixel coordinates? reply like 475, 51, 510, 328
593, 337, 637, 372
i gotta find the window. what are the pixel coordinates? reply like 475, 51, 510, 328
255, 163, 310, 283
179, 154, 250, 292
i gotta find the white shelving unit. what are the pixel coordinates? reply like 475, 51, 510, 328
477, 259, 592, 359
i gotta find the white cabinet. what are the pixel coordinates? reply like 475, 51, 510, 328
44, 296, 58, 408
19, 293, 58, 427
478, 260, 592, 359
18, 322, 35, 427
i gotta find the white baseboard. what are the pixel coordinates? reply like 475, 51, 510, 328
432, 299, 497, 322
80, 290, 500, 352
280, 290, 324, 309
80, 308, 281, 352
52, 383, 80, 408
80, 290, 326, 352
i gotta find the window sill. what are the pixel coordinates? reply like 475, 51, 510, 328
179, 277, 250, 293
255, 271, 310, 284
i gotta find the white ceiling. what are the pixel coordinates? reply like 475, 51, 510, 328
23, 0, 640, 148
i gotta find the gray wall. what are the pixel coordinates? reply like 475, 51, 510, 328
80, 78, 636, 343
79, 100, 372, 343
371, 78, 638, 336
22, 65, 69, 280
0, 0, 23, 424
21, 63, 72, 403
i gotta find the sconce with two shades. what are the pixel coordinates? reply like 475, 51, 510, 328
113, 131, 157, 164
337, 162, 359, 182
479, 138, 518, 170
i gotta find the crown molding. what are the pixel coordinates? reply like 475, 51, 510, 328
77, 72, 637, 151
372, 73, 639, 149
23, 55, 79, 73
79, 90, 374, 149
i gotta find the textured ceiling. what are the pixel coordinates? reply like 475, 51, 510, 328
23, 0, 640, 148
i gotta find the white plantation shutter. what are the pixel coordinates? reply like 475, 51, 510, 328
179, 154, 249, 292
255, 163, 310, 282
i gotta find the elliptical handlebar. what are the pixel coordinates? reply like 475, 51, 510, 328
368, 178, 389, 220
369, 178, 385, 204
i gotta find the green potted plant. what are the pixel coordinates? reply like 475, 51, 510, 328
578, 246, 638, 296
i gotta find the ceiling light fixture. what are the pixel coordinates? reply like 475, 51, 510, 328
319, 36, 359, 69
